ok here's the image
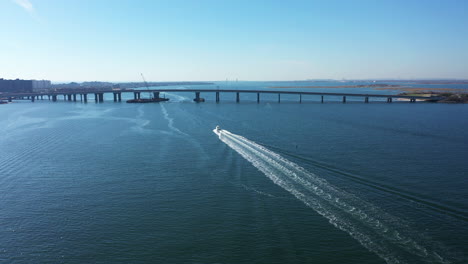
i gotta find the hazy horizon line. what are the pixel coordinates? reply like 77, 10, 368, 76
48, 78, 468, 84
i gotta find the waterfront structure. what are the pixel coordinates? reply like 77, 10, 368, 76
0, 78, 51, 93
32, 80, 52, 91
0, 88, 439, 104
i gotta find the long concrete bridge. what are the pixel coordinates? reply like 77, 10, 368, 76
0, 89, 440, 103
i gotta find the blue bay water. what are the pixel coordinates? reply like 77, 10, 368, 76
0, 82, 467, 263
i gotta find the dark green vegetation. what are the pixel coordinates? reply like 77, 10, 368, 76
399, 92, 468, 103
438, 93, 468, 103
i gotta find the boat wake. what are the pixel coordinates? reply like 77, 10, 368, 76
214, 128, 453, 264
160, 104, 189, 137
163, 92, 191, 102
232, 182, 290, 199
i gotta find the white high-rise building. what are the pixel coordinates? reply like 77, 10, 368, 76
32, 80, 52, 91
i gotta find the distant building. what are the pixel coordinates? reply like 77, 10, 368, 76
0, 79, 33, 93
32, 80, 52, 91
0, 78, 51, 93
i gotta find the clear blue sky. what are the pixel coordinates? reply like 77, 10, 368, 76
1, 0, 467, 82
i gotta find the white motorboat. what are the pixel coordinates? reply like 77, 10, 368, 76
213, 125, 222, 136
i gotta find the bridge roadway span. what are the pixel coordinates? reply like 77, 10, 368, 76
2, 89, 439, 103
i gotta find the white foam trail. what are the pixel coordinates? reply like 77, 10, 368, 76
164, 92, 191, 102
235, 182, 280, 198
126, 105, 154, 134
160, 104, 189, 136
158, 104, 209, 167
214, 128, 451, 264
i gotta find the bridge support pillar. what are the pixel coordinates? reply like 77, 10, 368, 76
410, 98, 415, 103
278, 94, 281, 103
52, 95, 57, 102
153, 92, 160, 99
216, 92, 220, 102
99, 93, 104, 102
48, 95, 51, 100
118, 93, 121, 102
31, 96, 35, 102
83, 94, 88, 103
343, 96, 346, 103
365, 97, 369, 103
236, 92, 240, 103
73, 94, 77, 102
321, 95, 324, 103
133, 92, 137, 100
387, 97, 392, 103
8, 97, 12, 102
63, 95, 66, 100
257, 93, 260, 103
113, 93, 117, 102
299, 94, 302, 103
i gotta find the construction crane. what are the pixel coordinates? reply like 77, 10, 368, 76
141, 73, 152, 99
140, 73, 169, 102
126, 73, 168, 103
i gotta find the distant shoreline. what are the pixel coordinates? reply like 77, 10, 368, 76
374, 87, 466, 93
269, 85, 467, 93
269, 84, 403, 89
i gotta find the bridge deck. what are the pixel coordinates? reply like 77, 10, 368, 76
1, 88, 437, 100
